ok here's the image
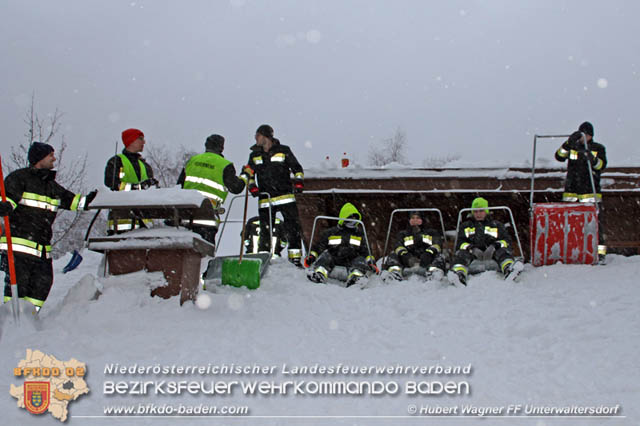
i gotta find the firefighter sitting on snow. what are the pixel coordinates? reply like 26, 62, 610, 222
304, 202, 378, 286
242, 215, 288, 258
448, 197, 522, 286
383, 211, 447, 281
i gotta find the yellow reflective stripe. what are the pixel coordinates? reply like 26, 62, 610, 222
6, 197, 17, 209
294, 172, 304, 179
452, 264, 467, 274
349, 236, 362, 246
328, 236, 342, 245
271, 153, 286, 162
598, 245, 607, 255
196, 190, 224, 204
253, 156, 263, 165
22, 192, 61, 206
460, 242, 471, 250
70, 193, 85, 211
556, 147, 569, 158
422, 235, 433, 245
403, 236, 414, 246
497, 240, 508, 248
259, 194, 296, 208
3, 296, 45, 308
314, 266, 329, 278
562, 193, 578, 201
500, 258, 513, 272
569, 150, 579, 160
464, 227, 475, 238
395, 246, 407, 255
0, 237, 52, 258
19, 191, 62, 211
365, 255, 375, 263
431, 244, 441, 252
310, 250, 318, 258
593, 158, 604, 170
485, 227, 498, 238
288, 249, 302, 259
185, 175, 226, 192
577, 194, 602, 202
388, 265, 401, 273
184, 219, 220, 227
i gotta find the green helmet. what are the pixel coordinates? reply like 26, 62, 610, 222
471, 197, 489, 214
338, 202, 361, 226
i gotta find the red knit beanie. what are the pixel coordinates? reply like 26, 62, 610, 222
122, 128, 144, 147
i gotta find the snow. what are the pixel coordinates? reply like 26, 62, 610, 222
86, 227, 212, 251
1, 250, 639, 424
90, 187, 206, 209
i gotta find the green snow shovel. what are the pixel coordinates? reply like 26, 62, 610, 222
221, 184, 263, 289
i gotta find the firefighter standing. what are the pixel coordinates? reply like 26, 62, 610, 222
448, 198, 521, 286
0, 142, 97, 313
555, 121, 608, 262
177, 134, 246, 245
383, 211, 447, 281
241, 124, 304, 266
242, 215, 288, 257
305, 202, 377, 286
104, 128, 157, 234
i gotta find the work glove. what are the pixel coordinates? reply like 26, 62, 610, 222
242, 165, 255, 178
303, 254, 316, 268
367, 258, 380, 274
293, 181, 304, 194
0, 201, 13, 216
567, 131, 584, 149
249, 184, 259, 197
84, 190, 98, 210
140, 178, 159, 189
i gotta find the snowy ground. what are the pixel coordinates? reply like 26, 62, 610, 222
1, 250, 639, 425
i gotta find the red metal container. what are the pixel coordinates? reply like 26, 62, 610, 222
530, 203, 598, 266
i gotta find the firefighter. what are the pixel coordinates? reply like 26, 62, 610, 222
0, 142, 97, 313
177, 134, 245, 245
242, 215, 288, 257
555, 121, 608, 262
240, 124, 304, 267
304, 202, 378, 286
448, 197, 522, 286
104, 128, 157, 234
383, 211, 446, 281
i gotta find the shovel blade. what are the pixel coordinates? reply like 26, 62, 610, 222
221, 258, 262, 289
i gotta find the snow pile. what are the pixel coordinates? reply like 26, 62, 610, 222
1, 251, 639, 425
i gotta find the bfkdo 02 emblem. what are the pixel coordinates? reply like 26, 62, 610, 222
24, 381, 50, 414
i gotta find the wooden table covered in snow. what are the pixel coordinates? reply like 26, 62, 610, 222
87, 189, 217, 305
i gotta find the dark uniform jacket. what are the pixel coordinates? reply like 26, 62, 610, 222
555, 138, 607, 200
104, 149, 154, 191
244, 139, 304, 199
2, 167, 84, 258
310, 224, 370, 265
456, 217, 512, 252
393, 226, 443, 258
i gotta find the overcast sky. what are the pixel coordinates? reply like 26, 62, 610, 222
2, 0, 639, 188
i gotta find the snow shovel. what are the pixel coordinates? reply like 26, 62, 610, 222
0, 155, 20, 322
221, 184, 263, 289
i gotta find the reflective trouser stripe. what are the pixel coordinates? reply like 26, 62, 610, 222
598, 245, 607, 255
452, 264, 468, 275
4, 295, 45, 308
500, 258, 514, 272
259, 194, 296, 208
288, 249, 302, 259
